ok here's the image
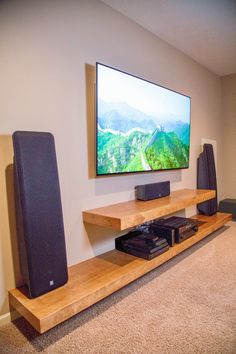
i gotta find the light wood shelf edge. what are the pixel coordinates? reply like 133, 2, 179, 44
83, 189, 216, 230
9, 212, 231, 334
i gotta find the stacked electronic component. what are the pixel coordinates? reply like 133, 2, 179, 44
115, 229, 169, 260
115, 216, 199, 261
150, 216, 199, 244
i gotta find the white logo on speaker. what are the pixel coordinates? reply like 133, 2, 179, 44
50, 280, 54, 286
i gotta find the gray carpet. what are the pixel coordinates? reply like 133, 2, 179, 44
0, 222, 236, 354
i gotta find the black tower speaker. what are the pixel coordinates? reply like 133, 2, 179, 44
197, 143, 217, 215
13, 131, 68, 298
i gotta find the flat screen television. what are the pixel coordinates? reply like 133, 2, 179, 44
96, 62, 191, 176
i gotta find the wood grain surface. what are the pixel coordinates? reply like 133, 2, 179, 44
83, 189, 216, 230
9, 210, 231, 333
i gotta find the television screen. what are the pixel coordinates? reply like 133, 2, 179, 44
96, 63, 191, 176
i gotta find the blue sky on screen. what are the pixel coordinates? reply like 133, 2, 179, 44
97, 64, 190, 123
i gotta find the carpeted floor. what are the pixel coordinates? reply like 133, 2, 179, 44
0, 222, 236, 354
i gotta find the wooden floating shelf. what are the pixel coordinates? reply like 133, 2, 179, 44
83, 189, 216, 230
9, 212, 231, 334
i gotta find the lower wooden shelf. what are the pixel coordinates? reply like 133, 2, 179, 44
9, 212, 231, 334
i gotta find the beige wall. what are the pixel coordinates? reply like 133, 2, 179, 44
0, 0, 223, 319
221, 74, 236, 199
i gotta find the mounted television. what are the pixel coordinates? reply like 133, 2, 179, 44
96, 62, 191, 176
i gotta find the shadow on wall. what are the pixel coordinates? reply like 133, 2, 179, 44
83, 222, 118, 257
94, 170, 182, 197
0, 135, 23, 316
85, 63, 96, 179
5, 163, 23, 288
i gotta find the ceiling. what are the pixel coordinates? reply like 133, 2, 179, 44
101, 0, 236, 76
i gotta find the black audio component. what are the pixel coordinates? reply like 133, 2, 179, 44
149, 221, 175, 246
121, 245, 170, 260
13, 131, 68, 298
153, 216, 198, 243
197, 144, 217, 215
115, 229, 169, 260
135, 181, 170, 201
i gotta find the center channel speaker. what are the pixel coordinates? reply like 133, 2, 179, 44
135, 181, 170, 201
13, 131, 68, 298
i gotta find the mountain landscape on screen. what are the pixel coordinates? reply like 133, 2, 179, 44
97, 99, 190, 175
